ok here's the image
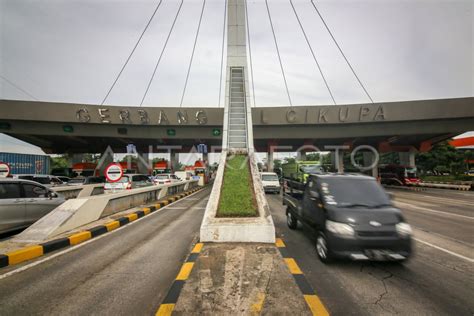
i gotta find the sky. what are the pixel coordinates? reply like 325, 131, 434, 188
1, 0, 473, 108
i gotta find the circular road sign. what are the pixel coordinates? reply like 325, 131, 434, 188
0, 162, 11, 178
105, 163, 123, 183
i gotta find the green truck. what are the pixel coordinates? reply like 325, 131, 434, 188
281, 161, 325, 183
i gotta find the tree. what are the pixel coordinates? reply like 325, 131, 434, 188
273, 159, 282, 169
305, 153, 320, 161
50, 155, 69, 169
416, 141, 467, 175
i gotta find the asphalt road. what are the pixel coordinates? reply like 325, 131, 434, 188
0, 187, 211, 316
266, 188, 474, 315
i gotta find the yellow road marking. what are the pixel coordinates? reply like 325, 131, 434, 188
176, 262, 194, 280
69, 231, 92, 245
191, 243, 204, 253
304, 295, 330, 316
275, 238, 285, 247
105, 221, 120, 232
7, 245, 43, 265
155, 204, 161, 209
284, 258, 303, 274
250, 292, 266, 314
143, 208, 151, 215
126, 213, 138, 222
162, 201, 169, 206
155, 303, 175, 316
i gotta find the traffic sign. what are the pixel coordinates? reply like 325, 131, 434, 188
105, 163, 123, 183
0, 162, 11, 178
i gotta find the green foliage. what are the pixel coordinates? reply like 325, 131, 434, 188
284, 157, 296, 164
218, 155, 257, 217
120, 155, 138, 163
305, 153, 320, 161
416, 141, 470, 175
51, 155, 69, 169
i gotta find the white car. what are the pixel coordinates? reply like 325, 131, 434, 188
261, 172, 281, 194
153, 174, 181, 185
104, 174, 153, 192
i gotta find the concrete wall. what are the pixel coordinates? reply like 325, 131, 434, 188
14, 180, 198, 243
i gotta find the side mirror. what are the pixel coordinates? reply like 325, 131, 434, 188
48, 191, 58, 199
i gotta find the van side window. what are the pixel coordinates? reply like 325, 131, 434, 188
0, 183, 21, 199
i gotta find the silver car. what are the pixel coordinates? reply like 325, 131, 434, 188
104, 174, 153, 192
0, 179, 66, 234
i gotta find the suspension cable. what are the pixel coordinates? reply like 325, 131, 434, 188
289, 0, 336, 105
180, 0, 206, 107
218, 0, 228, 108
0, 75, 39, 101
265, 0, 292, 106
310, 0, 374, 103
244, 0, 257, 108
140, 0, 184, 106
101, 0, 163, 105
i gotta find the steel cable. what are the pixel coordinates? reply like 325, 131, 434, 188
289, 0, 336, 105
140, 0, 184, 106
101, 0, 163, 105
180, 0, 206, 107
218, 0, 228, 108
310, 0, 374, 103
265, 0, 292, 106
245, 0, 257, 108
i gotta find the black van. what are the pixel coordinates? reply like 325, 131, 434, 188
283, 174, 412, 263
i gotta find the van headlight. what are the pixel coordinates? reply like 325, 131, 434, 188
326, 220, 355, 238
396, 222, 412, 237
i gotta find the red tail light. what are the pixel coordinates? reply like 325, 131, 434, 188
126, 182, 132, 189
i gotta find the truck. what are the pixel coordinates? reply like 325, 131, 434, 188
281, 161, 324, 183
282, 173, 412, 263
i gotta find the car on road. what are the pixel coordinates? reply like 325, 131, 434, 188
153, 174, 181, 185
0, 178, 65, 234
104, 174, 153, 192
260, 172, 281, 194
67, 176, 105, 186
13, 174, 65, 187
283, 173, 412, 263
57, 176, 72, 183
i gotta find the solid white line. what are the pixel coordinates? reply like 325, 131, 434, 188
395, 201, 473, 220
0, 188, 207, 280
414, 238, 474, 263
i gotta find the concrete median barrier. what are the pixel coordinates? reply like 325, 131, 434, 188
12, 180, 198, 243
52, 184, 104, 199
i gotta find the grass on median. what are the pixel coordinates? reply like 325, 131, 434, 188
217, 155, 258, 217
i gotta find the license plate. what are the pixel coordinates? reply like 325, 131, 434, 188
364, 250, 389, 260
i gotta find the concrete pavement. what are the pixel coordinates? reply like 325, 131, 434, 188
0, 187, 211, 315
266, 188, 474, 315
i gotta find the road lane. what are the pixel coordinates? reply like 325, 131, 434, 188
0, 187, 211, 316
387, 188, 474, 245
266, 192, 474, 315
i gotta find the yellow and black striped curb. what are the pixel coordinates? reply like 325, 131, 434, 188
276, 238, 330, 316
0, 187, 203, 269
156, 242, 204, 316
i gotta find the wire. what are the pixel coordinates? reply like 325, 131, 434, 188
245, 0, 257, 108
101, 0, 163, 105
218, 0, 228, 108
310, 0, 374, 103
0, 75, 39, 101
140, 0, 184, 106
265, 0, 292, 106
289, 0, 336, 105
180, 0, 206, 107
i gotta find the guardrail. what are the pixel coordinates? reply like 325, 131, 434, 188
13, 179, 199, 243
416, 182, 472, 191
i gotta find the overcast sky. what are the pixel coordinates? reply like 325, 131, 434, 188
0, 0, 473, 107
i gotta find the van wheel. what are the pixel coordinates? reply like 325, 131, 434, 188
286, 210, 298, 229
316, 233, 333, 263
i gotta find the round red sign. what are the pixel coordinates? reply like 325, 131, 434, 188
105, 163, 123, 183
0, 162, 11, 178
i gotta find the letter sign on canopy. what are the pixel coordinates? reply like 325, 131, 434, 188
105, 163, 123, 183
0, 162, 10, 178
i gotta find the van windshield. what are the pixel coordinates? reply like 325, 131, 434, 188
300, 165, 324, 174
319, 178, 391, 208
262, 174, 279, 181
